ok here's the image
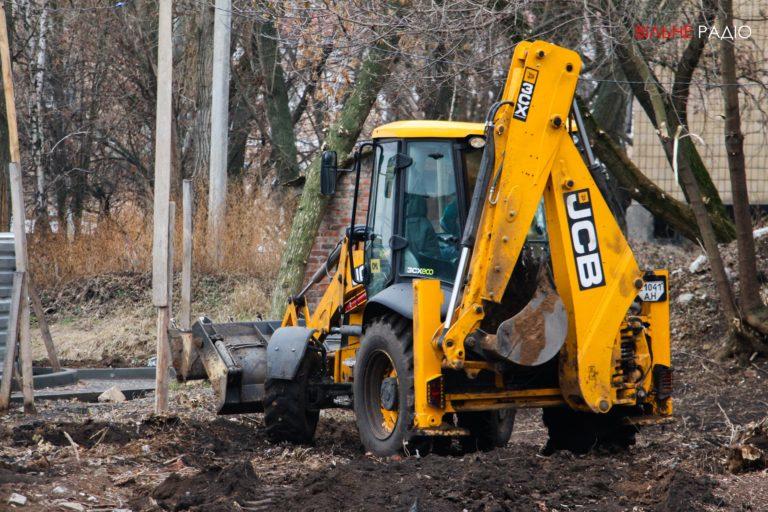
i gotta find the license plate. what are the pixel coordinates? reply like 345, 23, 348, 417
638, 275, 667, 302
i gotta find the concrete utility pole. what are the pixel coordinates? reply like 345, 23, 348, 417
207, 0, 231, 266
152, 0, 173, 414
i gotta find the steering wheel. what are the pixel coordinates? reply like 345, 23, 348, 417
436, 233, 459, 245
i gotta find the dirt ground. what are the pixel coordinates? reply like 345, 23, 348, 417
2, 239, 768, 511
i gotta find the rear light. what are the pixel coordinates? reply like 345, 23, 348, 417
426, 376, 444, 409
653, 365, 673, 400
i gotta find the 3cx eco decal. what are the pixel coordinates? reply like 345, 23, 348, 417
513, 67, 539, 121
406, 267, 434, 276
564, 189, 605, 290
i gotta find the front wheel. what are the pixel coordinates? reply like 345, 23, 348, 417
353, 317, 417, 456
264, 351, 321, 444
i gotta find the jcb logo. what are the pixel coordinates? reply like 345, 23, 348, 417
513, 68, 538, 121
564, 189, 605, 290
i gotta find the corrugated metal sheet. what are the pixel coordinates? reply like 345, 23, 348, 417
0, 233, 15, 366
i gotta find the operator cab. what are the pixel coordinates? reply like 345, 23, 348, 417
364, 121, 487, 296
320, 120, 546, 305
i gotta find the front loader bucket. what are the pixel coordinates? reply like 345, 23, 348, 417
191, 317, 280, 414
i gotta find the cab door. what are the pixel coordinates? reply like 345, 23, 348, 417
364, 141, 400, 296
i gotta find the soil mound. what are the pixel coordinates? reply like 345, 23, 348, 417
11, 420, 132, 448
151, 461, 262, 511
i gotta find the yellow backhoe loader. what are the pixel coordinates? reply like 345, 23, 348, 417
181, 40, 672, 455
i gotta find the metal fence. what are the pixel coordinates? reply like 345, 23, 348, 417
0, 233, 15, 367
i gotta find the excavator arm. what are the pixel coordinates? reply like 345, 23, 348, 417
438, 41, 668, 414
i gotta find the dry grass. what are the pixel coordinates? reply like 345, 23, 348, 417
28, 184, 293, 289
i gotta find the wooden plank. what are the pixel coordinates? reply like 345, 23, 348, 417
168, 201, 175, 320
152, 0, 173, 415
9, 163, 27, 274
0, 271, 24, 410
18, 279, 33, 412
155, 202, 175, 414
151, 0, 173, 307
179, 181, 194, 380
29, 280, 60, 372
154, 306, 170, 413
180, 180, 192, 331
8, 163, 33, 412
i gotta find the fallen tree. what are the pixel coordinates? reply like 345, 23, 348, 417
579, 101, 734, 244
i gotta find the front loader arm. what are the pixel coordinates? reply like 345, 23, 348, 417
441, 40, 643, 413
281, 238, 366, 335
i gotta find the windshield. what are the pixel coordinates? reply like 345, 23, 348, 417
400, 140, 460, 282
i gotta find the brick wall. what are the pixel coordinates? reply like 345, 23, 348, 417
302, 165, 371, 307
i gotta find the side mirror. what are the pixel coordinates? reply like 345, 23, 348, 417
394, 153, 413, 170
320, 150, 338, 196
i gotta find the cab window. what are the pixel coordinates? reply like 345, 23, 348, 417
364, 141, 398, 296
400, 140, 460, 282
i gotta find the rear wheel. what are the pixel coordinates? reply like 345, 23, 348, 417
542, 406, 636, 454
264, 351, 321, 444
354, 317, 420, 456
458, 409, 517, 452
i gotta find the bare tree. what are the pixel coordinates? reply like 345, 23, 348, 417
719, 0, 768, 352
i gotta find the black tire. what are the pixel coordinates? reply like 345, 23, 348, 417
264, 351, 321, 444
541, 406, 637, 455
353, 316, 421, 457
458, 409, 517, 452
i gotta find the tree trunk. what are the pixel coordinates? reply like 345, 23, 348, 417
719, 0, 767, 334
255, 19, 299, 185
28, 0, 49, 231
269, 41, 399, 316
419, 43, 453, 120
181, 0, 214, 185
227, 69, 254, 179
227, 21, 261, 179
675, 136, 739, 322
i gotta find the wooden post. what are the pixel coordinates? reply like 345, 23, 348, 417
168, 201, 175, 320
0, 3, 19, 165
0, 271, 23, 409
0, 3, 33, 412
207, 0, 231, 266
180, 180, 193, 378
7, 173, 32, 413
17, 276, 32, 412
152, 0, 173, 414
28, 281, 60, 371
181, 181, 192, 330
165, 201, 175, 379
